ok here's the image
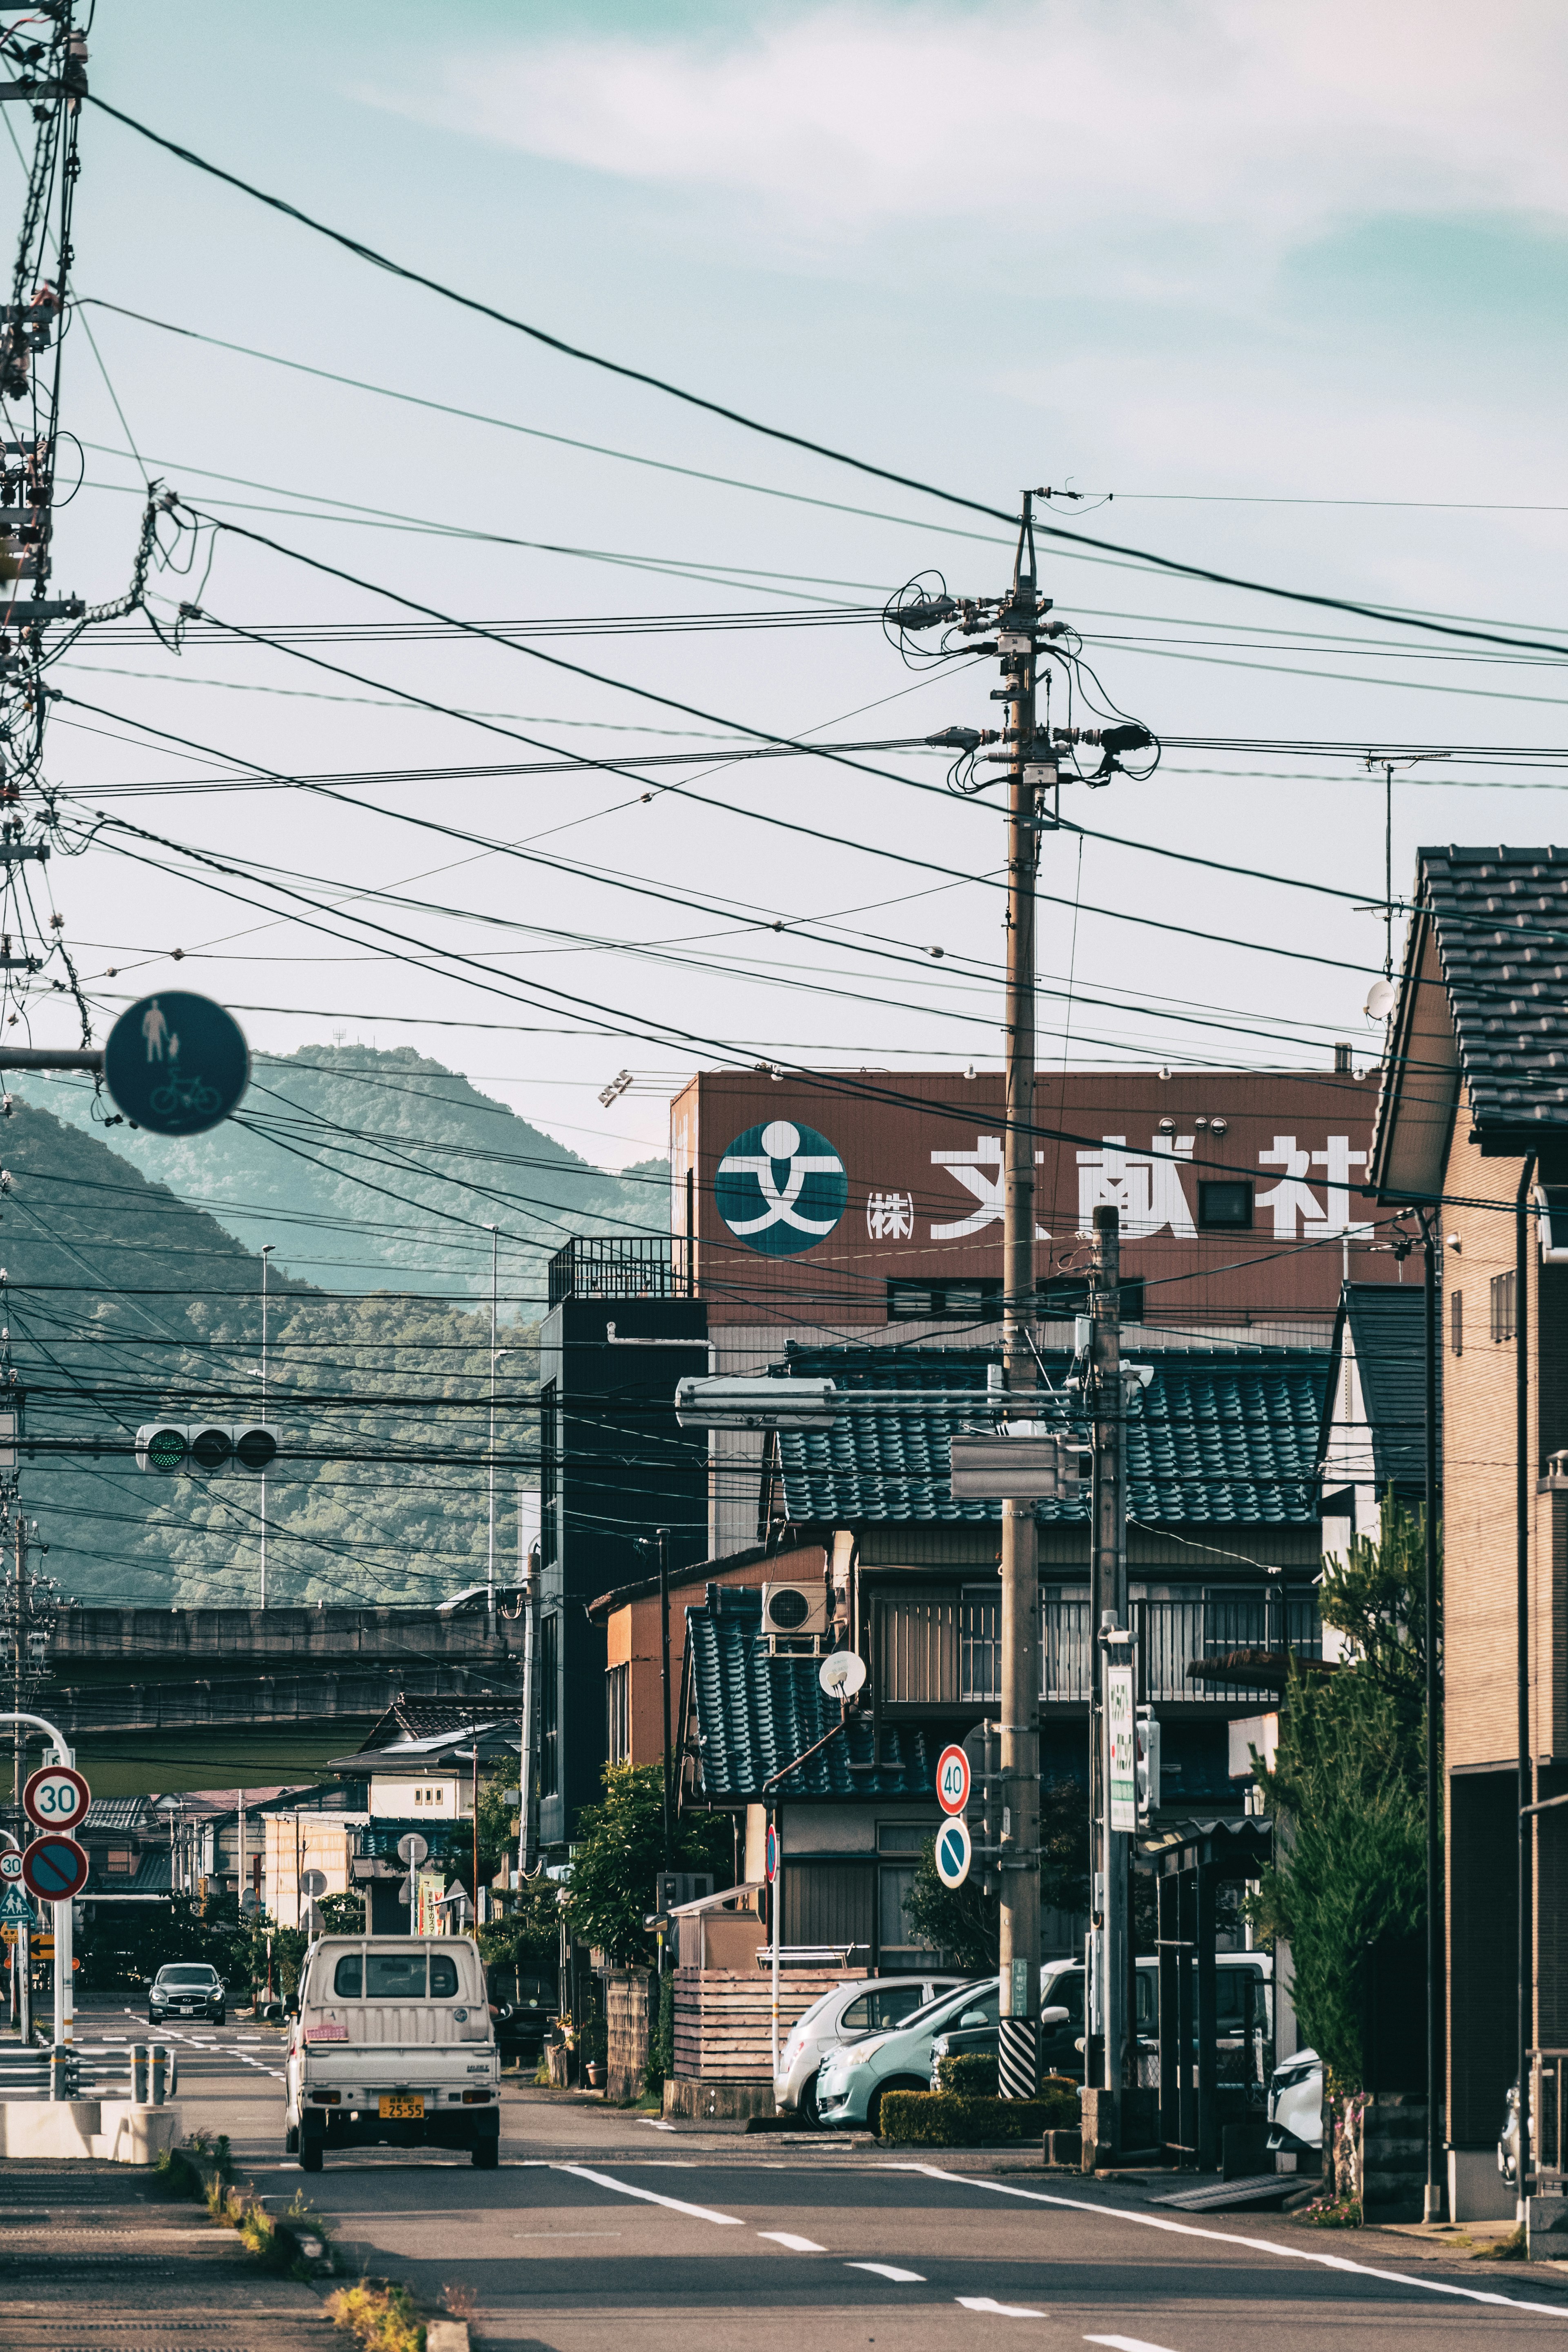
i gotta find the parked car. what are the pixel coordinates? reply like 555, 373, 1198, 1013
816, 1978, 997, 2133
147, 1963, 226, 2026
775, 1974, 967, 2125
931, 1952, 1271, 2089
1267, 2046, 1323, 2159
284, 1936, 499, 2172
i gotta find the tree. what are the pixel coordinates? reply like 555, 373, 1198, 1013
478, 1876, 561, 1981
559, 1764, 731, 1966
1250, 1495, 1435, 2091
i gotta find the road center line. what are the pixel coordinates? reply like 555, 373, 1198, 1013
555, 2164, 745, 2225
849, 2262, 925, 2282
759, 2231, 825, 2252
896, 2165, 1568, 2319
958, 2296, 1047, 2317
1086, 2337, 1181, 2351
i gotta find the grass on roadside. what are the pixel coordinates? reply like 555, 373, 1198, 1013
326, 2278, 425, 2351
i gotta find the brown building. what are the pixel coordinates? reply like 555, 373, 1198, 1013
1372, 844, 1568, 2221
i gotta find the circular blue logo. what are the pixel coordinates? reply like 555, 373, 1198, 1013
715, 1119, 847, 1257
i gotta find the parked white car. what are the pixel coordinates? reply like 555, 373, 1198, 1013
1268, 2046, 1323, 2159
775, 1974, 966, 2125
284, 1936, 499, 2172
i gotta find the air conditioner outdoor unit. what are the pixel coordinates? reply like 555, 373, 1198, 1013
761, 1582, 829, 1642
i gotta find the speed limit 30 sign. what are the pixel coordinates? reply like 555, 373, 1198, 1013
935, 1744, 971, 1817
23, 1764, 89, 1831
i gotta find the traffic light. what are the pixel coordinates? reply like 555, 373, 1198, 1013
134, 1422, 278, 1474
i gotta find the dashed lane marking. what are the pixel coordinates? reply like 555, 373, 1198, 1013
1086, 2338, 1180, 2351
848, 2262, 925, 2282
758, 2231, 826, 2252
555, 2165, 745, 2226
958, 2297, 1047, 2318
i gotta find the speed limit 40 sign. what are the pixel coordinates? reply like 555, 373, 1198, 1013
935, 1744, 971, 1817
23, 1764, 89, 1831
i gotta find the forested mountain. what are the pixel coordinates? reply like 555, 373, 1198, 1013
15, 1044, 669, 1309
3, 1097, 540, 1609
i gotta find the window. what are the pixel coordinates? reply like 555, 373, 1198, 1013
1451, 1291, 1463, 1356
1038, 1274, 1146, 1323
539, 1613, 560, 1799
887, 1278, 1002, 1323
365, 1951, 429, 2000
606, 1661, 630, 1766
841, 1982, 928, 2037
105, 1847, 132, 1875
1492, 1269, 1517, 1343
540, 1379, 559, 1567
878, 1863, 933, 1964
429, 1954, 459, 1998
960, 1587, 1001, 1703
876, 1822, 925, 1855
1198, 1180, 1253, 1230
333, 1953, 363, 1998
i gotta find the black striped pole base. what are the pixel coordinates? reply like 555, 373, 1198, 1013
998, 2015, 1038, 2101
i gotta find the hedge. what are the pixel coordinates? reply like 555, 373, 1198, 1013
880, 2085, 1080, 2147
936, 2053, 998, 2096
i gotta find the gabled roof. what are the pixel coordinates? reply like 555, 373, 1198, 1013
1322, 1283, 1439, 1498
1373, 846, 1568, 1196
354, 1697, 517, 1754
688, 1585, 941, 1802
83, 1797, 152, 1833
774, 1345, 1329, 1527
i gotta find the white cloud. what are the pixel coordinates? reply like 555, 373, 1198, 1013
365, 0, 1568, 263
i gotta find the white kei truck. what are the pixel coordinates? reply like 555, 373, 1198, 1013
284, 1936, 501, 2170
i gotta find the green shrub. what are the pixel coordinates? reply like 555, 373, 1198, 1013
935, 2053, 998, 2096
879, 2088, 1078, 2146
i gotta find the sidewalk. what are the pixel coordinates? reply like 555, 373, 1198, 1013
0, 2156, 332, 2349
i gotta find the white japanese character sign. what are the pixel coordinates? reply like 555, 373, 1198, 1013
866, 1190, 915, 1241
1076, 1135, 1196, 1239
1256, 1135, 1369, 1239
929, 1135, 1050, 1241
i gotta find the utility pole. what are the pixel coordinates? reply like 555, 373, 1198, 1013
259, 1244, 274, 1609
1090, 1206, 1129, 2122
486, 1225, 498, 1621
997, 491, 1042, 2103
1420, 1210, 1442, 2223
657, 1526, 673, 1868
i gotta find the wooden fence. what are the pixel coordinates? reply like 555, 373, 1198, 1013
603, 1967, 652, 2103
672, 1966, 864, 2082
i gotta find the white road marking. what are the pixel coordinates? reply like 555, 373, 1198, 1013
639, 2117, 677, 2132
512, 2231, 623, 2240
958, 2297, 1047, 2318
1087, 2338, 1180, 2351
849, 2262, 925, 2282
759, 2231, 825, 2252
899, 2166, 1568, 2320
555, 2164, 745, 2225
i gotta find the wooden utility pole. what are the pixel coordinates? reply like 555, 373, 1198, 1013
1090, 1206, 1129, 2118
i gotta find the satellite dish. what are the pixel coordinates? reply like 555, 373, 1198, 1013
1364, 978, 1397, 1021
819, 1650, 867, 1700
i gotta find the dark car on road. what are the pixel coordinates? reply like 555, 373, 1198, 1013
148, 1962, 226, 2025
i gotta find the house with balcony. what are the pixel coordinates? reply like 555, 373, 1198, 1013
668, 1338, 1330, 1965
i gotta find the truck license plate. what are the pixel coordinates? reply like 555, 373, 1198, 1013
379, 2094, 423, 2119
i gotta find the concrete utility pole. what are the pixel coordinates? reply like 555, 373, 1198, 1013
1090, 1206, 1130, 2118
259, 1244, 274, 1609
997, 492, 1042, 2103
486, 1225, 499, 1621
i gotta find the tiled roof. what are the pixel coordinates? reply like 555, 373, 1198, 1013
689, 1586, 942, 1802
1421, 846, 1568, 1134
83, 1797, 151, 1833
356, 1697, 515, 1753
774, 1345, 1329, 1527
1334, 1283, 1439, 1496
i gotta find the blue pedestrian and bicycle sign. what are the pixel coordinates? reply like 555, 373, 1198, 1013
104, 991, 250, 1137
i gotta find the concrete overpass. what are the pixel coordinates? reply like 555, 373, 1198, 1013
38, 1604, 526, 1794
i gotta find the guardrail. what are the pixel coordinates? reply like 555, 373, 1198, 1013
0, 2042, 177, 2102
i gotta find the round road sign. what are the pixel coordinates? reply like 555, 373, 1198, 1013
104, 990, 250, 1137
396, 1832, 428, 1867
300, 1868, 328, 1899
0, 1850, 23, 1884
935, 1743, 971, 1817
764, 1824, 779, 1884
934, 1817, 972, 1891
23, 1764, 89, 1831
22, 1833, 89, 1902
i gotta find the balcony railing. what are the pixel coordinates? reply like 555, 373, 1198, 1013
548, 1235, 681, 1308
893, 1586, 1323, 1708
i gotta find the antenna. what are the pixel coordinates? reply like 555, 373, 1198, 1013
818, 1651, 867, 1700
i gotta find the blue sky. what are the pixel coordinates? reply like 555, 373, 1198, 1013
22, 0, 1568, 1176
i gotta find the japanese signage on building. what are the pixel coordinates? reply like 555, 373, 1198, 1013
669, 1066, 1389, 1326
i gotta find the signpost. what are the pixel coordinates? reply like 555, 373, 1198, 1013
1105, 1663, 1136, 1835
935, 1744, 971, 1818
103, 990, 250, 1137
22, 1835, 89, 1903
396, 1833, 428, 1938
22, 1764, 89, 1831
935, 1817, 973, 1891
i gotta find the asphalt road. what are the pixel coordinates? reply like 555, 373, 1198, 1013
69, 2007, 1568, 2351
